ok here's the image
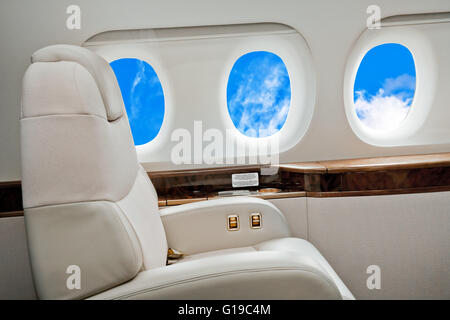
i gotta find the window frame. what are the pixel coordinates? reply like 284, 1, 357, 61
219, 33, 316, 155
344, 26, 436, 146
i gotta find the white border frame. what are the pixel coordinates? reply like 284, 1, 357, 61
219, 32, 316, 156
343, 26, 437, 146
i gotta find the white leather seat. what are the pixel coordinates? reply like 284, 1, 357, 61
90, 237, 354, 300
20, 44, 354, 300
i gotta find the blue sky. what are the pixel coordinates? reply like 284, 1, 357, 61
227, 51, 291, 138
354, 43, 416, 130
110, 46, 412, 145
110, 58, 164, 145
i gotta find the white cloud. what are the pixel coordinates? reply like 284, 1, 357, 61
382, 74, 415, 95
263, 65, 283, 89
128, 60, 162, 121
355, 92, 411, 130
355, 74, 415, 131
128, 60, 146, 121
229, 58, 290, 137
267, 98, 290, 135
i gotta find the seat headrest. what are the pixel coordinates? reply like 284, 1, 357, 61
31, 44, 123, 121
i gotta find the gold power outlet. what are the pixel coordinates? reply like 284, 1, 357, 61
227, 215, 239, 231
250, 213, 262, 229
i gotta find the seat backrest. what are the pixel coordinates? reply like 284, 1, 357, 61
20, 45, 168, 299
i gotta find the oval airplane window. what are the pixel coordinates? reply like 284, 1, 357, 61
227, 51, 291, 138
354, 43, 416, 131
110, 58, 165, 145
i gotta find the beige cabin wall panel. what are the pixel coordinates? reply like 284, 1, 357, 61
269, 197, 308, 239
307, 191, 450, 299
0, 216, 36, 299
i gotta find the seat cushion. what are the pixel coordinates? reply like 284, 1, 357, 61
179, 237, 354, 300
89, 237, 354, 300
254, 238, 354, 300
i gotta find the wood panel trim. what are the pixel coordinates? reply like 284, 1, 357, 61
148, 165, 262, 178
0, 210, 24, 218
166, 197, 208, 206
0, 180, 21, 187
2, 153, 450, 217
321, 152, 450, 173
283, 153, 450, 174
278, 162, 326, 174
307, 185, 450, 198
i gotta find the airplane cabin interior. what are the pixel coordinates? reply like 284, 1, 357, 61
0, 0, 449, 305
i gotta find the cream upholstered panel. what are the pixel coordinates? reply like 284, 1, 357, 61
117, 166, 168, 270
160, 197, 291, 255
21, 61, 107, 120
21, 49, 138, 209
254, 238, 354, 300
90, 238, 354, 300
89, 240, 342, 300
25, 202, 143, 300
21, 114, 138, 208
21, 45, 168, 299
31, 44, 124, 121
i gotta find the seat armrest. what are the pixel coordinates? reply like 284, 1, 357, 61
159, 197, 290, 255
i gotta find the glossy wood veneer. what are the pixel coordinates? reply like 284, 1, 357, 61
2, 153, 450, 216
318, 152, 450, 173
